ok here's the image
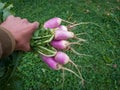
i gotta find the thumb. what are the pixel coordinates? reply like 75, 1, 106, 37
22, 43, 31, 51
29, 21, 40, 32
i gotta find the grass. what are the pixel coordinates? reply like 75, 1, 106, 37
1, 0, 120, 90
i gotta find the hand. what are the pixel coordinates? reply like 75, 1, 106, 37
0, 15, 39, 51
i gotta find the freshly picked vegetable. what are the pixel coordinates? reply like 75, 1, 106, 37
30, 17, 90, 85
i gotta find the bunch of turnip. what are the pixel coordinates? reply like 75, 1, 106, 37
31, 17, 95, 85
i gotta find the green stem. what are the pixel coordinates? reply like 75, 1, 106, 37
32, 35, 52, 40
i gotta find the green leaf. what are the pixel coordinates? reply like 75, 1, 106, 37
0, 2, 5, 10
32, 34, 54, 45
37, 44, 57, 57
33, 28, 40, 37
0, 2, 15, 22
32, 28, 54, 44
31, 28, 56, 56
0, 2, 5, 23
3, 4, 14, 20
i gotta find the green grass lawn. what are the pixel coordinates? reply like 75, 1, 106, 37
1, 0, 120, 90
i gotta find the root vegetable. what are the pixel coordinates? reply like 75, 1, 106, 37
54, 51, 69, 65
54, 51, 84, 84
41, 55, 61, 70
44, 17, 62, 29
50, 40, 80, 50
54, 30, 74, 40
57, 25, 68, 31
50, 40, 69, 50
41, 55, 82, 79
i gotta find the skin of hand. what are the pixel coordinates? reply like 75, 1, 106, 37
0, 15, 39, 51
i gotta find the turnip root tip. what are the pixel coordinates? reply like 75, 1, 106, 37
67, 22, 101, 29
70, 47, 92, 57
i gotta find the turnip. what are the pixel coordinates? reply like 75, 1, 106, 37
43, 17, 75, 29
50, 39, 89, 57
58, 25, 87, 36
54, 30, 74, 40
31, 17, 96, 86
51, 40, 69, 50
43, 18, 91, 42
54, 51, 84, 85
57, 25, 68, 31
41, 55, 83, 80
41, 55, 61, 70
44, 17, 62, 29
56, 25, 87, 37
53, 27, 86, 42
54, 51, 70, 65
44, 17, 100, 30
50, 40, 80, 50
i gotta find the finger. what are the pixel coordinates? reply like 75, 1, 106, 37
29, 21, 39, 31
15, 17, 21, 20
21, 18, 28, 23
18, 43, 30, 51
21, 43, 31, 51
32, 21, 39, 29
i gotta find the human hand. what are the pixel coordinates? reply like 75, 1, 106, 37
0, 15, 39, 51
